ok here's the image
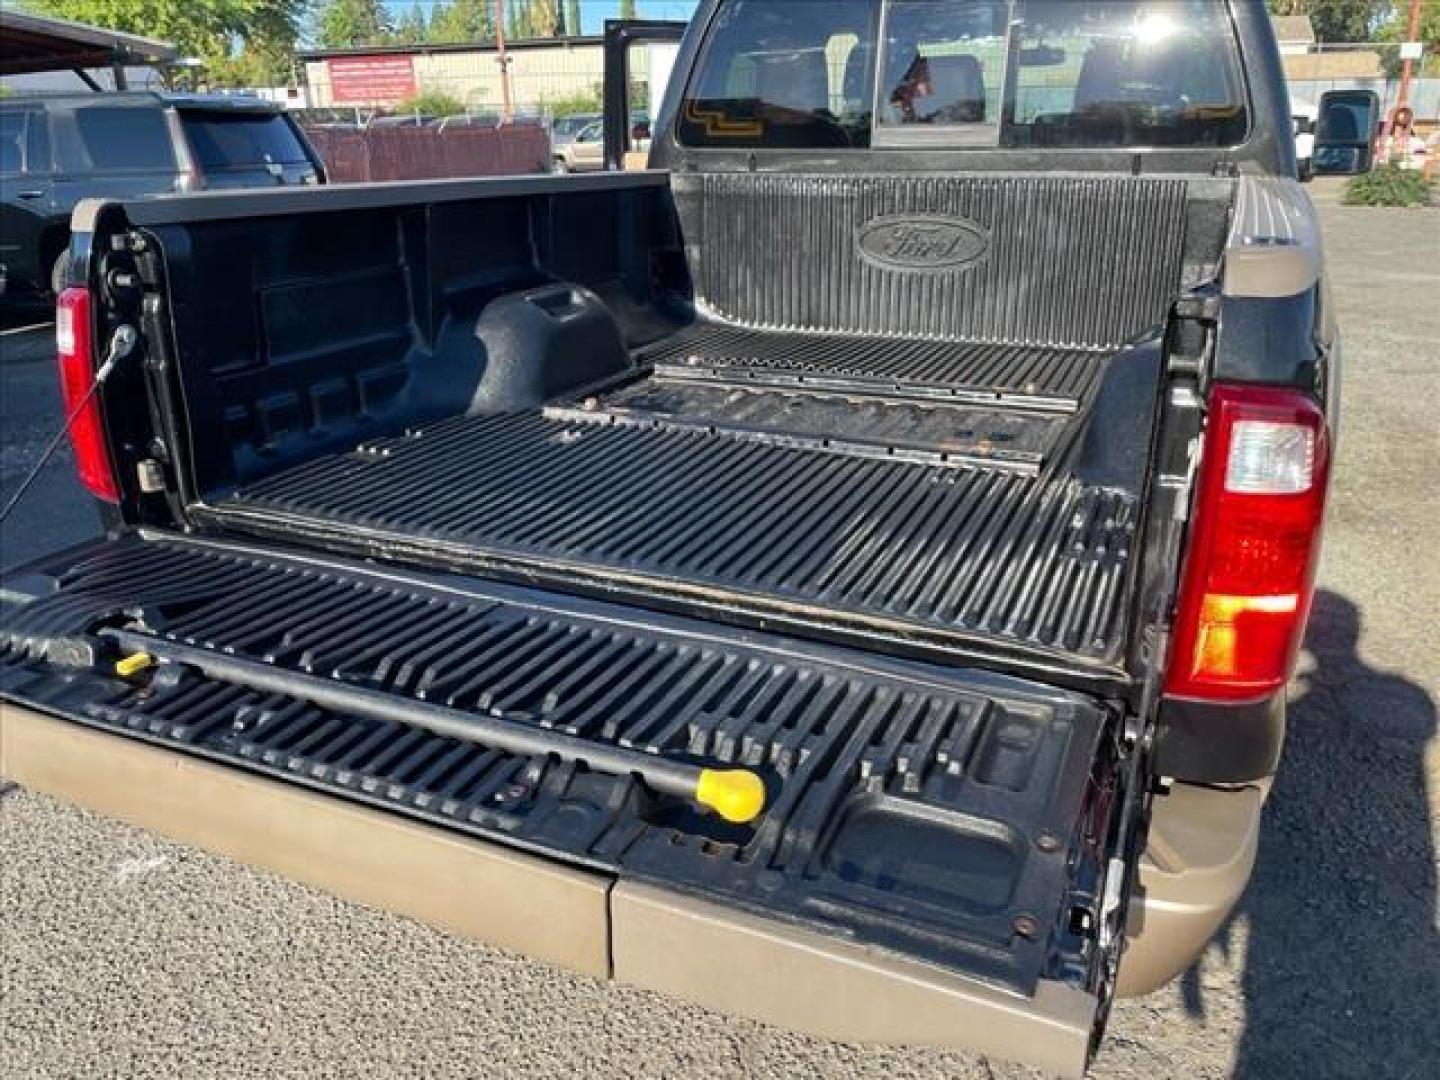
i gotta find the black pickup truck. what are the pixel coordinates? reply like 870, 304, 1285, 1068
1, 2, 1335, 1074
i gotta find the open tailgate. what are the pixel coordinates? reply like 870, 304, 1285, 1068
1, 531, 1138, 1075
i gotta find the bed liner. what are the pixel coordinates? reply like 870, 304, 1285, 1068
0, 531, 1120, 1003
203, 408, 1138, 684
634, 323, 1109, 410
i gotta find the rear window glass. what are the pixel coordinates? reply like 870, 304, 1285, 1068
877, 0, 1008, 144
1003, 0, 1248, 148
678, 0, 879, 149
75, 107, 175, 170
181, 113, 311, 170
0, 111, 28, 173
679, 0, 1248, 150
1316, 93, 1375, 143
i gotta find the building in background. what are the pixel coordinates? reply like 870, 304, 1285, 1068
1270, 14, 1437, 124
1271, 15, 1317, 57
300, 36, 651, 116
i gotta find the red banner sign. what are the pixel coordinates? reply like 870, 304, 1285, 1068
327, 55, 417, 105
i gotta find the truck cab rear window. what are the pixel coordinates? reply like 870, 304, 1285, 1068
680, 0, 879, 149
678, 0, 1248, 150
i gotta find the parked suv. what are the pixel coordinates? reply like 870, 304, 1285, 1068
0, 92, 322, 299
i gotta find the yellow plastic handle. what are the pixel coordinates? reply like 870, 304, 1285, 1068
695, 768, 766, 824
114, 652, 155, 677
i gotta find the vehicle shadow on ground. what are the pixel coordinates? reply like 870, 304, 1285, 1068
1180, 590, 1438, 1078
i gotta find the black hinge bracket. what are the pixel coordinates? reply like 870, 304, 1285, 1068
1167, 285, 1221, 379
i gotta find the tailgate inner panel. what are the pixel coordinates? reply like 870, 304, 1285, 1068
1, 533, 1116, 996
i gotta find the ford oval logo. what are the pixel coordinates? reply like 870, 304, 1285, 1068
856, 214, 989, 272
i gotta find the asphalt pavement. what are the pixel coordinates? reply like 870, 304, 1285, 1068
0, 302, 101, 569
2, 189, 1437, 1079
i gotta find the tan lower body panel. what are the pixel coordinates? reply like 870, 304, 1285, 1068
4, 701, 1102, 1075
611, 881, 1097, 1078
1117, 781, 1266, 996
0, 702, 611, 979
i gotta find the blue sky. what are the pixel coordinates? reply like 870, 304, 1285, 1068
382, 1, 701, 37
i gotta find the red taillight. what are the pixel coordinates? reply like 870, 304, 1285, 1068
55, 287, 119, 502
1165, 383, 1331, 701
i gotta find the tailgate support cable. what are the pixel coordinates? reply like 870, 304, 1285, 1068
99, 627, 767, 825
0, 325, 137, 525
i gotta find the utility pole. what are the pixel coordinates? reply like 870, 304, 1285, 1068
1397, 0, 1422, 112
494, 0, 513, 122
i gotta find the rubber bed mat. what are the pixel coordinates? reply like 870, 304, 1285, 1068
1, 534, 1115, 995
204, 412, 1138, 673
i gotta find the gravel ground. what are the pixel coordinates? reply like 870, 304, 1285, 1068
2, 190, 1437, 1079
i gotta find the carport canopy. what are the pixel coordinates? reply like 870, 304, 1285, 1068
0, 9, 177, 85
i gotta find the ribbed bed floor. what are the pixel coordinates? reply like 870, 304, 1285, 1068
637, 323, 1108, 409
210, 408, 1137, 668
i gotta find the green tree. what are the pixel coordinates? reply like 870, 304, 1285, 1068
1266, 0, 1380, 44
316, 0, 392, 48
1376, 1, 1440, 52
426, 1, 450, 41
508, 0, 534, 38
563, 0, 580, 36
209, 35, 297, 86
397, 1, 428, 44
530, 0, 559, 37
29, 0, 305, 81
1376, 2, 1440, 78
430, 0, 494, 43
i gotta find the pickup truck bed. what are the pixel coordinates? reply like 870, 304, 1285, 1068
126, 170, 1191, 694
4, 160, 1232, 1074
204, 350, 1144, 679
5, 4, 1336, 1072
